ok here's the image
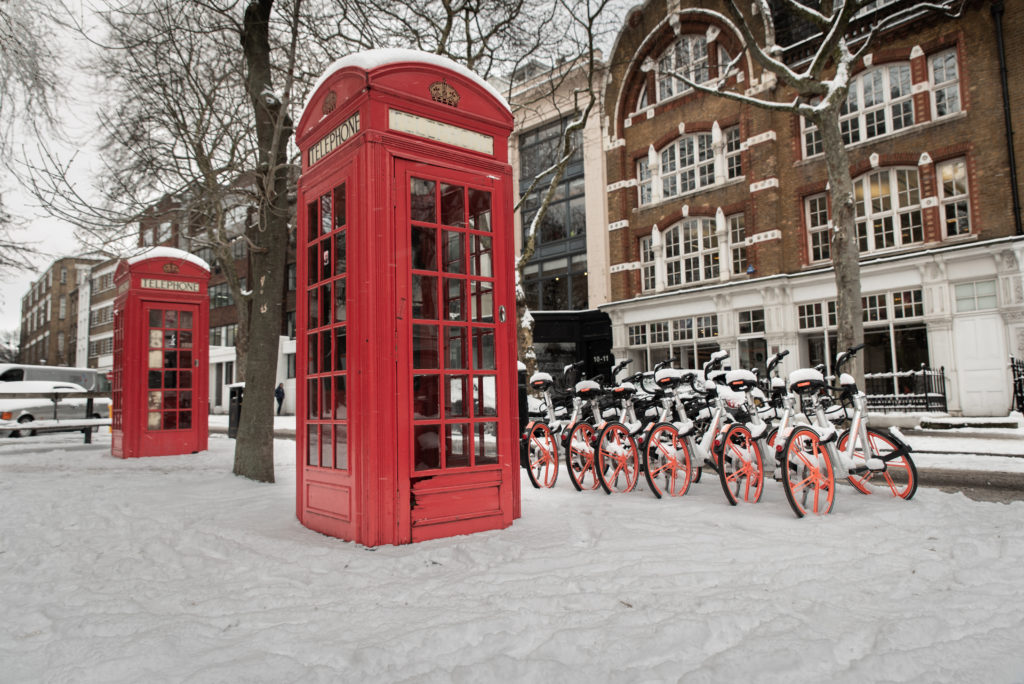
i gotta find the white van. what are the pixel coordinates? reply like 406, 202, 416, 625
0, 364, 110, 392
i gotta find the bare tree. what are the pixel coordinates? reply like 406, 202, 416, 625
26, 0, 307, 482
668, 0, 962, 379
0, 0, 61, 153
505, 0, 616, 376
22, 0, 614, 481
0, 327, 18, 362
0, 0, 62, 267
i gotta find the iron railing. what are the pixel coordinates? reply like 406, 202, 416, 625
863, 365, 947, 413
1011, 356, 1024, 414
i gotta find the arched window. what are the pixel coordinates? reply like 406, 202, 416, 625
654, 34, 728, 103
640, 217, 725, 291
637, 127, 742, 206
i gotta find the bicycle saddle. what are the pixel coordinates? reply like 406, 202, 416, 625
788, 368, 826, 394
529, 372, 554, 392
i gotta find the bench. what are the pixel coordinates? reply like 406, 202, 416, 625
0, 391, 111, 444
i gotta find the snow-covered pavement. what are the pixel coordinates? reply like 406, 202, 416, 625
1, 431, 1022, 682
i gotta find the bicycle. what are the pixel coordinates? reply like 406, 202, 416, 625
778, 345, 919, 517
593, 360, 649, 494
638, 363, 706, 498
522, 370, 572, 489
716, 350, 792, 505
563, 360, 631, 492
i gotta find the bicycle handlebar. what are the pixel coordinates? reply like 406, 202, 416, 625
611, 358, 633, 377
653, 356, 680, 372
767, 349, 790, 374
835, 344, 865, 373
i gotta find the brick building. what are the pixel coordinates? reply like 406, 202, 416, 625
598, 0, 1024, 415
18, 257, 101, 367
134, 190, 298, 414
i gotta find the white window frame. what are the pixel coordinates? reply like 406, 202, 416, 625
661, 133, 714, 199
728, 213, 746, 275
656, 34, 710, 102
854, 167, 923, 253
638, 158, 652, 205
725, 126, 742, 179
937, 158, 970, 238
640, 236, 656, 292
892, 289, 924, 319
640, 127, 743, 207
737, 308, 765, 335
930, 49, 961, 119
668, 217, 719, 286
954, 279, 997, 313
806, 194, 831, 262
803, 63, 914, 158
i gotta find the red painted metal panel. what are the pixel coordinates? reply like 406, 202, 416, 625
112, 253, 209, 459
295, 52, 517, 547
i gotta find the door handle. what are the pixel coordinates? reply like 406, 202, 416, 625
498, 305, 506, 323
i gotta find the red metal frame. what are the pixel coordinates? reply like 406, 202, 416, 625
112, 253, 210, 458
294, 54, 519, 546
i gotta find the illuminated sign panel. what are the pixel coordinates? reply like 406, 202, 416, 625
389, 109, 493, 155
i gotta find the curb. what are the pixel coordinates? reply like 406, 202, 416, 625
916, 468, 1024, 491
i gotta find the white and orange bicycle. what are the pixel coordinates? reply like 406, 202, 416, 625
778, 345, 919, 517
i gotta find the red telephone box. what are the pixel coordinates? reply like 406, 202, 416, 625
294, 49, 520, 546
111, 248, 210, 458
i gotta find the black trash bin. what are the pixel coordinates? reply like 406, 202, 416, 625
228, 383, 244, 439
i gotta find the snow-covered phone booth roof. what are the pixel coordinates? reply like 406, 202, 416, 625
296, 48, 514, 171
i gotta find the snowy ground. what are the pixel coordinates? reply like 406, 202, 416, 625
2, 432, 1023, 683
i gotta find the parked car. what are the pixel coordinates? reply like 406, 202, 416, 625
0, 381, 111, 438
0, 363, 111, 391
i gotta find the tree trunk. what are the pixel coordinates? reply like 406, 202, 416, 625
233, 0, 291, 482
817, 107, 864, 381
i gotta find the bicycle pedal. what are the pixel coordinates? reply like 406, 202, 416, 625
865, 457, 885, 472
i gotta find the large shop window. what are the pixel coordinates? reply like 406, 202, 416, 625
625, 314, 719, 372
797, 289, 929, 386
518, 116, 588, 311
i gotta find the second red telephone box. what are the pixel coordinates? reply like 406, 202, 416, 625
111, 248, 210, 458
294, 49, 520, 546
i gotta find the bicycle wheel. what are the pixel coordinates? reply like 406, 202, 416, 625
717, 424, 765, 505
642, 422, 692, 498
524, 423, 559, 489
780, 426, 836, 517
595, 422, 640, 494
564, 422, 599, 491
838, 428, 918, 500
